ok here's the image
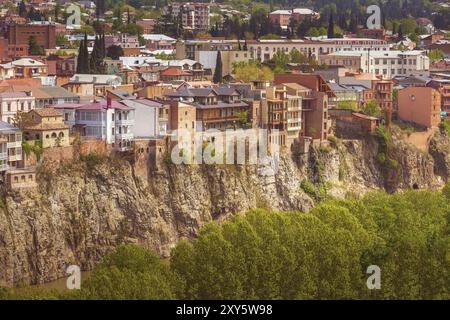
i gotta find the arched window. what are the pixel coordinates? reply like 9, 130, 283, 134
46, 134, 50, 139
51, 132, 57, 138
58, 132, 64, 137
21, 175, 25, 181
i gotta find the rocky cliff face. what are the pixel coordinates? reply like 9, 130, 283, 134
1, 131, 449, 286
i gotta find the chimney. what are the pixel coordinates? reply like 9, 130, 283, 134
107, 96, 112, 109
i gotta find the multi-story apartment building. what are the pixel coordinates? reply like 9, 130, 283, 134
0, 121, 22, 172
398, 86, 441, 128
104, 33, 140, 49
7, 24, 56, 49
260, 85, 302, 150
164, 2, 210, 31
54, 98, 135, 151
0, 91, 35, 124
165, 86, 251, 130
274, 74, 334, 141
320, 50, 430, 79
248, 38, 389, 62
269, 8, 320, 29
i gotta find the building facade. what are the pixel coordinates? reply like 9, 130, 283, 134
398, 86, 441, 128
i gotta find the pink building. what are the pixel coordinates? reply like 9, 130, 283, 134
398, 86, 441, 128
164, 2, 210, 31
104, 34, 140, 49
269, 8, 319, 29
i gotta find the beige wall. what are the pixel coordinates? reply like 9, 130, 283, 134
398, 87, 441, 128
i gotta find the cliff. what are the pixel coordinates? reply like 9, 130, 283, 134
1, 130, 449, 286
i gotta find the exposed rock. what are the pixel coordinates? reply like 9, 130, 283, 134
0, 132, 448, 286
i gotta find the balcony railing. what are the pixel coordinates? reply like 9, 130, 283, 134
116, 132, 134, 140
116, 119, 135, 126
0, 152, 7, 160
8, 154, 22, 161
7, 141, 21, 148
0, 163, 8, 171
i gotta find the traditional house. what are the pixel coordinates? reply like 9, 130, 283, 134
22, 108, 70, 148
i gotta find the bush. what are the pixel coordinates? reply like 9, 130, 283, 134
300, 180, 316, 199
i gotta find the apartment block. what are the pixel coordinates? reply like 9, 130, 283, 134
164, 2, 210, 32
165, 86, 251, 130
274, 74, 334, 141
0, 121, 22, 172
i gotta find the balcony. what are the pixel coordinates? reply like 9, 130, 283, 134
115, 119, 135, 126
0, 152, 7, 160
7, 141, 21, 148
0, 163, 8, 171
8, 154, 22, 161
116, 132, 134, 140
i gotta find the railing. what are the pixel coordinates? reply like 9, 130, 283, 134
115, 119, 135, 126
8, 154, 22, 161
0, 152, 7, 160
7, 141, 21, 148
0, 163, 8, 171
116, 133, 134, 140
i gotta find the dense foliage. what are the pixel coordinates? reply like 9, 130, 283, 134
1, 188, 449, 300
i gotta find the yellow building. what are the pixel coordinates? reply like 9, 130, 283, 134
23, 108, 70, 148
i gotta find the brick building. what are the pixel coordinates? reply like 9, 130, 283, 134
7, 24, 56, 49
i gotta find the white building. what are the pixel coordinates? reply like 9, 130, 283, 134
121, 99, 168, 138
0, 92, 36, 124
53, 98, 135, 151
247, 38, 389, 62
320, 50, 430, 79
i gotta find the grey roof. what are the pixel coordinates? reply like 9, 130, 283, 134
122, 99, 164, 108
37, 86, 79, 98
0, 121, 20, 132
109, 89, 136, 99
327, 82, 352, 92
165, 86, 241, 98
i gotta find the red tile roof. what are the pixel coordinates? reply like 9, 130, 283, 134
160, 67, 191, 77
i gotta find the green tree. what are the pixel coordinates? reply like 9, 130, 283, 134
232, 60, 274, 83
28, 36, 45, 56
213, 51, 223, 83
361, 100, 382, 117
428, 49, 445, 62
74, 245, 179, 299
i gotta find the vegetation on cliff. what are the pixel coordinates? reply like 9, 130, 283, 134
1, 187, 449, 300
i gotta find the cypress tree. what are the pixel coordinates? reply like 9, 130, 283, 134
82, 32, 90, 73
76, 39, 84, 73
213, 51, 223, 84
327, 13, 335, 39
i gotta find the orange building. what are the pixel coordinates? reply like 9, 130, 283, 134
398, 87, 441, 128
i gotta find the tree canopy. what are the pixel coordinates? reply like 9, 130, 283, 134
2, 187, 448, 300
